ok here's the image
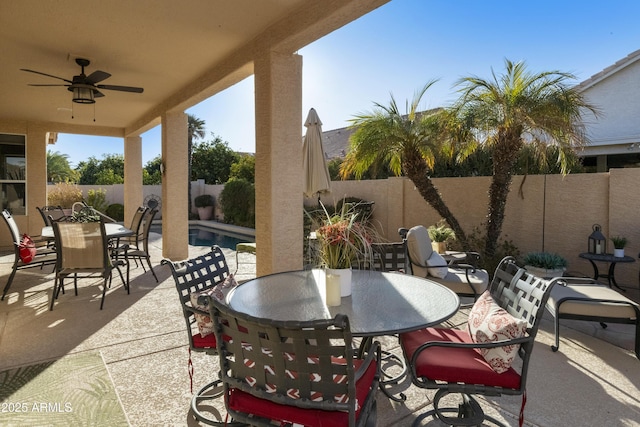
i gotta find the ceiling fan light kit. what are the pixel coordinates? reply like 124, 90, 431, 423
71, 84, 95, 104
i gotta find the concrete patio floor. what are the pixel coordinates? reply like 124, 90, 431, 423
1, 231, 639, 426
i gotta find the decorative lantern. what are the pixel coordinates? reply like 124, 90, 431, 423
588, 224, 606, 255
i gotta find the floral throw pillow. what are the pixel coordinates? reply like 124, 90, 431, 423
189, 274, 238, 337
467, 290, 528, 373
426, 251, 448, 279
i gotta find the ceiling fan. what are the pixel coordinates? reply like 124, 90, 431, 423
21, 58, 144, 104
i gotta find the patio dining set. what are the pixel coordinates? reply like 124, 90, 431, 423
0, 203, 158, 310
160, 222, 640, 427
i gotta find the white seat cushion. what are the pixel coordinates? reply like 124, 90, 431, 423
546, 283, 638, 319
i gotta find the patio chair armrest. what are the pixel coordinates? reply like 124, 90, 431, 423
355, 340, 381, 382
464, 251, 482, 266
411, 336, 530, 367
549, 276, 599, 287
184, 303, 209, 317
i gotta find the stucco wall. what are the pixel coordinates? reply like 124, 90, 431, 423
309, 168, 640, 287
4, 168, 639, 287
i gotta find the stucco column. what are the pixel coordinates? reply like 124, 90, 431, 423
161, 111, 189, 260
123, 135, 143, 227
254, 51, 303, 275
25, 124, 48, 234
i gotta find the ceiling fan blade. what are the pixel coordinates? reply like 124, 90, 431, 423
86, 70, 111, 84
28, 84, 71, 87
97, 84, 144, 93
20, 68, 73, 84
93, 89, 105, 98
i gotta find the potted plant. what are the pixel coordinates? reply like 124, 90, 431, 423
427, 220, 456, 254
522, 251, 567, 279
611, 236, 628, 258
314, 202, 376, 296
194, 194, 215, 220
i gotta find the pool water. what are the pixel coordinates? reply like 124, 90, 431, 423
151, 225, 254, 250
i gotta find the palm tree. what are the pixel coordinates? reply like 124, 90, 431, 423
341, 82, 470, 248
452, 59, 598, 257
187, 114, 206, 217
46, 151, 78, 183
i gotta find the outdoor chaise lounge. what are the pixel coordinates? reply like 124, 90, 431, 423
545, 277, 639, 360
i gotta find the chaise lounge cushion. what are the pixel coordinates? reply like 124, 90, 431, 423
546, 283, 638, 319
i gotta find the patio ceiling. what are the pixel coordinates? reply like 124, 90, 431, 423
0, 0, 387, 136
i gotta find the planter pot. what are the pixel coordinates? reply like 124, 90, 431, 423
524, 265, 565, 279
197, 206, 214, 220
431, 241, 447, 254
614, 248, 625, 258
326, 267, 352, 297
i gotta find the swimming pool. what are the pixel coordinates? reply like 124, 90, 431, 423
150, 224, 254, 250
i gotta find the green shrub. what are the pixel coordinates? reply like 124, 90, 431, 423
219, 178, 255, 228
47, 183, 83, 208
465, 225, 520, 274
105, 204, 125, 222
335, 197, 374, 223
522, 252, 567, 269
194, 194, 215, 208
87, 188, 108, 212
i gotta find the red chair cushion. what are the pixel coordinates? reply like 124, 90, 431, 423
226, 358, 377, 427
400, 327, 521, 390
191, 332, 216, 349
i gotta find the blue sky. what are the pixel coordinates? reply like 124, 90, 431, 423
53, 0, 640, 167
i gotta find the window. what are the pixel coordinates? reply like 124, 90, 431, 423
0, 134, 26, 215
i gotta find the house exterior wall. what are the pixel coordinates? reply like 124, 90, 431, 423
581, 58, 640, 156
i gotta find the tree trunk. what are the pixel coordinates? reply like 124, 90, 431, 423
403, 149, 470, 250
484, 131, 522, 258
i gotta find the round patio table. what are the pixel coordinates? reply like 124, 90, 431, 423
228, 269, 460, 402
227, 269, 460, 337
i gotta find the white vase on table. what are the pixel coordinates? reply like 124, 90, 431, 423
326, 267, 352, 297
614, 248, 625, 258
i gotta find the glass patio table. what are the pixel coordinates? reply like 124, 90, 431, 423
227, 269, 460, 337
227, 269, 460, 401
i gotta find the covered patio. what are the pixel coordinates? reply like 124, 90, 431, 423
0, 0, 389, 275
0, 235, 638, 426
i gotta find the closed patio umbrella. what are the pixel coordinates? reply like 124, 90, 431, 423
303, 108, 331, 199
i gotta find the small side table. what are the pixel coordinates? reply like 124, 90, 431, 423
578, 252, 636, 291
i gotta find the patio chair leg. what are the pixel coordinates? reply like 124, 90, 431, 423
1, 267, 18, 300
190, 379, 246, 426
100, 277, 109, 310
146, 258, 158, 282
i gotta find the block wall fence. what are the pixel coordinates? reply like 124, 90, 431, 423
7, 169, 638, 287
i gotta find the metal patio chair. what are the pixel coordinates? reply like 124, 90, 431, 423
399, 257, 558, 427
112, 207, 157, 283
1, 209, 57, 301
161, 246, 244, 426
50, 217, 127, 310
208, 295, 381, 427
